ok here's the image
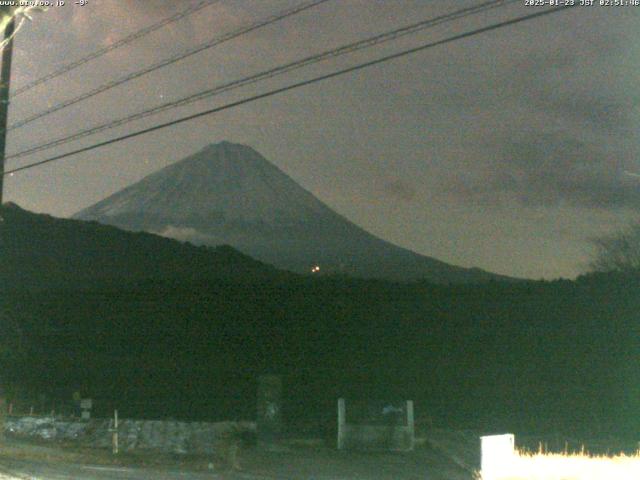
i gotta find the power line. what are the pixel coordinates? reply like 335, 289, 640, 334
6, 0, 331, 131
4, 5, 575, 177
7, 0, 517, 161
11, 0, 221, 98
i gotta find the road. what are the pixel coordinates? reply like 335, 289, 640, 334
0, 452, 472, 480
0, 434, 475, 480
0, 458, 278, 480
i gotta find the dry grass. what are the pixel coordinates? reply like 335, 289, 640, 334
477, 448, 640, 480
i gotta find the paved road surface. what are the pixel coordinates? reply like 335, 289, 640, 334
0, 441, 473, 480
0, 459, 259, 480
0, 454, 471, 480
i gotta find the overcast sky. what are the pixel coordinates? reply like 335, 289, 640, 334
4, 0, 639, 279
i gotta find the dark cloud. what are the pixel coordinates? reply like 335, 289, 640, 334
437, 7, 640, 212
556, 96, 633, 132
119, 0, 183, 15
381, 178, 416, 203
456, 134, 640, 209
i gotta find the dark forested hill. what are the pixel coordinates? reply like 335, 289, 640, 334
1, 202, 281, 289
2, 203, 639, 439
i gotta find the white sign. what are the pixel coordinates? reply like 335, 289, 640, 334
481, 433, 515, 480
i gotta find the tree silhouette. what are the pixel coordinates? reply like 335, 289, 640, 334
590, 223, 640, 272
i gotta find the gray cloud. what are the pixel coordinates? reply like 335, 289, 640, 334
454, 134, 640, 209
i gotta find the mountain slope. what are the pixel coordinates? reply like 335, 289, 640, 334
0, 202, 279, 289
74, 141, 509, 283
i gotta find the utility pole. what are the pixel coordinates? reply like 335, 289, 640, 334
0, 8, 13, 440
0, 7, 15, 205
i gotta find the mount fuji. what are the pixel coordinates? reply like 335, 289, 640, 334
74, 141, 506, 283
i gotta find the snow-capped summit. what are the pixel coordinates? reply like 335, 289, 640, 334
78, 142, 330, 224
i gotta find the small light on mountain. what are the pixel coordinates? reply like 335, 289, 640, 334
311, 265, 320, 273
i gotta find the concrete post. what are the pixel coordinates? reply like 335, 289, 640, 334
406, 400, 414, 450
80, 398, 92, 420
257, 375, 282, 448
0, 396, 5, 441
111, 409, 119, 455
337, 398, 346, 450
